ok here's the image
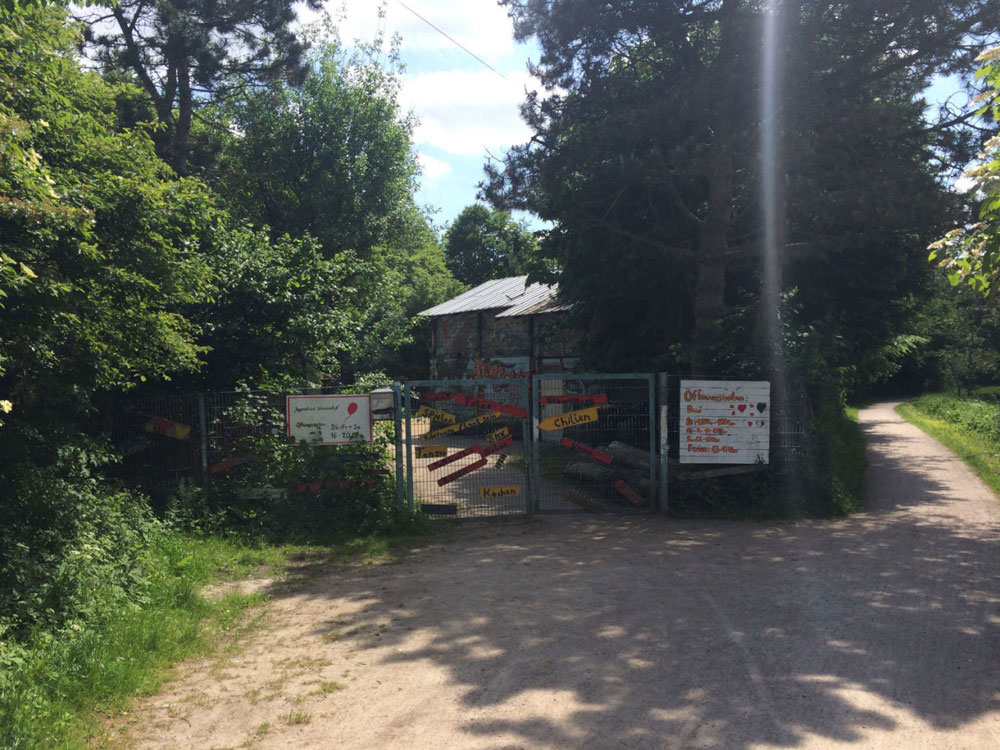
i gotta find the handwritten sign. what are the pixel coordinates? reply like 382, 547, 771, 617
540, 394, 608, 405
415, 445, 447, 459
538, 407, 599, 432
679, 380, 770, 464
560, 437, 613, 464
486, 427, 511, 444
422, 411, 501, 442
417, 405, 456, 423
428, 444, 480, 472
286, 395, 372, 445
479, 485, 520, 499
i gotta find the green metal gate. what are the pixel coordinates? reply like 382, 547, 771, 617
397, 378, 533, 518
531, 373, 657, 514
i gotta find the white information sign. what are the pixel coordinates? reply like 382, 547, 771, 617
679, 380, 770, 464
286, 395, 373, 445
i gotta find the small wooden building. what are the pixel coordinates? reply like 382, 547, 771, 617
419, 276, 580, 380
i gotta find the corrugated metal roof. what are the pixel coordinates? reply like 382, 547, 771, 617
419, 276, 530, 316
495, 283, 569, 317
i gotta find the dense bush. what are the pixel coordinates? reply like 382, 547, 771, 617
907, 392, 1000, 443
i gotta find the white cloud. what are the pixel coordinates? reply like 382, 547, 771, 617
326, 0, 518, 60
403, 69, 536, 156
417, 152, 453, 179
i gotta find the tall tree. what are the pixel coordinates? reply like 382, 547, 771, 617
79, 0, 321, 175
443, 204, 538, 286
486, 0, 1000, 375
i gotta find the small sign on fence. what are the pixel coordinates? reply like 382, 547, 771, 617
286, 395, 373, 445
679, 380, 770, 464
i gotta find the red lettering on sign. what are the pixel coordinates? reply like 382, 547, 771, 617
560, 437, 613, 464
427, 444, 480, 471
540, 394, 608, 405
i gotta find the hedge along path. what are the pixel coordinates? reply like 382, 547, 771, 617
115, 402, 1000, 750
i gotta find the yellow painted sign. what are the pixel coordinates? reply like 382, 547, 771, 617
479, 485, 521, 499
486, 427, 511, 444
415, 445, 447, 458
417, 405, 456, 424
538, 407, 599, 432
423, 411, 501, 442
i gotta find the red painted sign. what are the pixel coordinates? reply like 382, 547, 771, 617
416, 392, 527, 418
420, 391, 460, 403
541, 394, 608, 405
427, 444, 479, 472
209, 453, 257, 473
437, 457, 488, 486
479, 434, 514, 458
614, 479, 644, 506
560, 438, 613, 464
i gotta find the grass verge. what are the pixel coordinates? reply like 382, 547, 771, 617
0, 530, 283, 750
897, 398, 1000, 497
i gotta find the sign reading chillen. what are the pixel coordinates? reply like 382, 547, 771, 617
679, 380, 770, 464
286, 395, 373, 445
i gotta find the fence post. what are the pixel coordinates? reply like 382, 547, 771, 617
657, 373, 670, 514
393, 382, 405, 509
521, 378, 534, 517
197, 392, 209, 484
403, 383, 415, 512
530, 374, 541, 515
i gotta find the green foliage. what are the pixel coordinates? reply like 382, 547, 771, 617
486, 0, 984, 378
443, 204, 539, 286
187, 227, 363, 390
0, 528, 275, 750
898, 394, 1000, 498
79, 0, 321, 174
929, 48, 1000, 295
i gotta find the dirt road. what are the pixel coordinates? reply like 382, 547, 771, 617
120, 402, 1000, 749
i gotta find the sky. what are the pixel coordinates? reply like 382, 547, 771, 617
307, 0, 545, 233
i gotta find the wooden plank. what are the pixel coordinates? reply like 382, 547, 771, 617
437, 457, 488, 486
416, 405, 456, 424
428, 444, 480, 472
479, 485, 520, 499
538, 407, 599, 432
415, 445, 447, 459
541, 394, 608, 405
561, 437, 613, 464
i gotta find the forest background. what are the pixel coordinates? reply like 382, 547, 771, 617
2, 0, 1000, 745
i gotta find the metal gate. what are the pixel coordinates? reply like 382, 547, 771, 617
396, 374, 658, 518
531, 373, 656, 514
398, 378, 533, 518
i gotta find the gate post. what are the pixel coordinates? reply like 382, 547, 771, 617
393, 382, 405, 509
197, 392, 209, 485
530, 374, 542, 515
657, 372, 670, 514
521, 378, 534, 516
403, 383, 415, 512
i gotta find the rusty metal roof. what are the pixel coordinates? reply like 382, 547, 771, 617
419, 276, 568, 318
495, 283, 569, 317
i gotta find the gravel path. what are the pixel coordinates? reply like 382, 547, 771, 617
118, 401, 1000, 749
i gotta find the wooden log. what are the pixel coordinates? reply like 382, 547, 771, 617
563, 460, 618, 487
606, 441, 651, 471
677, 465, 767, 481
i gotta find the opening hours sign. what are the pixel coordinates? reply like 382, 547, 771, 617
286, 395, 373, 445
679, 380, 770, 464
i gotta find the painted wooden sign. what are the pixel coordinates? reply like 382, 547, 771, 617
538, 407, 599, 432
428, 444, 479, 472
415, 445, 447, 459
417, 404, 456, 424
286, 395, 372, 445
117, 436, 151, 457
480, 434, 514, 458
422, 411, 501, 442
479, 485, 520, 499
614, 479, 645, 506
144, 417, 191, 440
415, 391, 527, 418
560, 437, 612, 464
540, 394, 608, 405
437, 457, 488, 486
486, 427, 511, 444
209, 452, 256, 474
679, 380, 770, 465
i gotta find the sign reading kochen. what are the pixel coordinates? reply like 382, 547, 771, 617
286, 395, 373, 445
679, 380, 770, 464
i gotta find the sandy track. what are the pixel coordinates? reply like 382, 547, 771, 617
118, 402, 1000, 749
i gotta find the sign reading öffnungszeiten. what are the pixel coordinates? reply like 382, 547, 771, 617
679, 380, 770, 464
286, 395, 372, 445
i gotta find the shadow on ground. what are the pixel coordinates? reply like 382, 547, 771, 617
258, 406, 1000, 749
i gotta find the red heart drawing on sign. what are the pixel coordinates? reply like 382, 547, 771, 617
347, 402, 358, 416
737, 404, 747, 413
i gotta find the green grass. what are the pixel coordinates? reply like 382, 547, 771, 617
827, 405, 867, 515
0, 524, 443, 750
0, 530, 282, 750
897, 395, 1000, 497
